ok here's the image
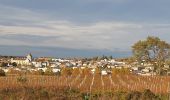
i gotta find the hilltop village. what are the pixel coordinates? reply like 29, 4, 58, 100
0, 53, 170, 76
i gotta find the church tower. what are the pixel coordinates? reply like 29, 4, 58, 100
26, 53, 33, 62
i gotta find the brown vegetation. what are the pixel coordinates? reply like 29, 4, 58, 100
0, 69, 169, 99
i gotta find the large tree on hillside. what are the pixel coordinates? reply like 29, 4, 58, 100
132, 36, 170, 75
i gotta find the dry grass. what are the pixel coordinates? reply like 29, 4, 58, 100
0, 72, 169, 99
0, 73, 169, 94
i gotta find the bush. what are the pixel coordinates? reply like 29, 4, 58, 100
12, 62, 17, 67
31, 69, 44, 75
17, 76, 27, 84
0, 69, 5, 76
125, 89, 160, 100
126, 91, 141, 100
40, 89, 49, 99
81, 93, 90, 100
44, 68, 54, 76
141, 89, 160, 100
0, 62, 8, 67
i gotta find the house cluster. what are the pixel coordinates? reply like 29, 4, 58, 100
130, 66, 156, 76
0, 54, 169, 76
0, 54, 130, 75
130, 60, 170, 76
0, 54, 54, 73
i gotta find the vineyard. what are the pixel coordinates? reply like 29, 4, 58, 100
0, 69, 169, 99
1, 73, 170, 93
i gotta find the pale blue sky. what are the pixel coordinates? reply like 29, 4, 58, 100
0, 0, 170, 57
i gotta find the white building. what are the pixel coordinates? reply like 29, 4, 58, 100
101, 70, 107, 75
11, 54, 33, 66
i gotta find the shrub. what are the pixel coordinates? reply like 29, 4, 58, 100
38, 69, 44, 75
0, 69, 5, 76
40, 89, 49, 99
141, 89, 160, 100
31, 69, 44, 75
0, 62, 8, 67
44, 68, 54, 76
81, 93, 90, 100
125, 89, 160, 100
125, 91, 141, 100
12, 62, 17, 67
17, 76, 27, 84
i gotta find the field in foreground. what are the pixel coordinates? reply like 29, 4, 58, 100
0, 73, 170, 100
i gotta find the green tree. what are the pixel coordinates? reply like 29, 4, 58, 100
12, 62, 17, 67
0, 62, 8, 67
132, 36, 170, 75
108, 55, 113, 60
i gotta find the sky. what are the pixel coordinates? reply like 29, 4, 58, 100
0, 0, 170, 57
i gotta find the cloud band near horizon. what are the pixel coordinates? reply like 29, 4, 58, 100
0, 0, 170, 56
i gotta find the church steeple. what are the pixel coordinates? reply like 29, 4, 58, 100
26, 53, 33, 62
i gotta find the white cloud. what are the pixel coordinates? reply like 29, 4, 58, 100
0, 4, 170, 51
